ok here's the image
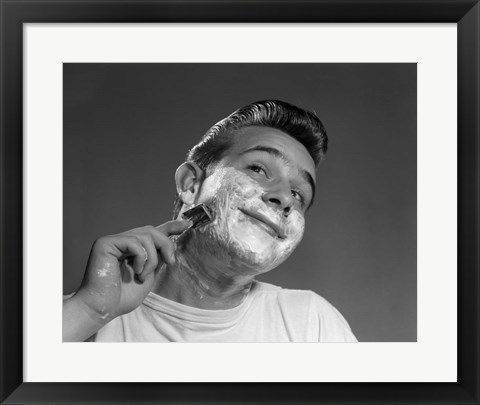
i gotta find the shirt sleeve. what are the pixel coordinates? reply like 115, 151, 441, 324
311, 292, 358, 342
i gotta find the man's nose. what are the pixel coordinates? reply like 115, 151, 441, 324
262, 182, 294, 217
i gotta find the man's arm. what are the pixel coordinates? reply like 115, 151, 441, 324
63, 293, 111, 342
62, 220, 191, 342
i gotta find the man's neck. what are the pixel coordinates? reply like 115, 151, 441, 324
152, 243, 255, 310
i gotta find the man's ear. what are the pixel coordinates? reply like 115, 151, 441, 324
174, 162, 205, 207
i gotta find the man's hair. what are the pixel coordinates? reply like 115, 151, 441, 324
173, 99, 328, 218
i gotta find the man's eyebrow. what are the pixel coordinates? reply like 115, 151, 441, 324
240, 145, 316, 207
240, 145, 289, 163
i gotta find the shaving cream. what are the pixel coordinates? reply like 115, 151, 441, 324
180, 167, 305, 275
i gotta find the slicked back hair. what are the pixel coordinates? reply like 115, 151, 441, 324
172, 100, 328, 218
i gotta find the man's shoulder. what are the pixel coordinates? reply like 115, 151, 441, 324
253, 281, 329, 306
254, 280, 322, 297
253, 280, 283, 292
253, 281, 349, 319
253, 280, 357, 341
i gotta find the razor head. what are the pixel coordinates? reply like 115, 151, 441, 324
181, 204, 213, 229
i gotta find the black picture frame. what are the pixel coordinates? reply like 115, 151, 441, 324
1, 1, 478, 404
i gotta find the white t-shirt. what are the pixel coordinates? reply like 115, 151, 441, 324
90, 281, 357, 342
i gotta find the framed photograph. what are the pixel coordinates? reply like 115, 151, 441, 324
1, 0, 478, 404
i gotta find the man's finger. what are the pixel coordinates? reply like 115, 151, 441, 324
130, 234, 158, 282
156, 220, 192, 236
148, 231, 177, 266
110, 235, 146, 274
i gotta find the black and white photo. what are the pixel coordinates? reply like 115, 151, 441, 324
63, 63, 416, 343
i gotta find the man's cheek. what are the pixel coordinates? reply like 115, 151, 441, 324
215, 179, 263, 219
224, 175, 262, 205
284, 211, 305, 244
201, 170, 260, 210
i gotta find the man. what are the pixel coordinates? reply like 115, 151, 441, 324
63, 100, 357, 342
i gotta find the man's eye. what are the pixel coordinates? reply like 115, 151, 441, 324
291, 190, 305, 204
247, 164, 267, 176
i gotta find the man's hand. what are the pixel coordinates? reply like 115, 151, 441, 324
63, 220, 191, 341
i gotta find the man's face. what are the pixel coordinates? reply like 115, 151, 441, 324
191, 126, 317, 275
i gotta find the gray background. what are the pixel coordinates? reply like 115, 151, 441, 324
64, 63, 417, 342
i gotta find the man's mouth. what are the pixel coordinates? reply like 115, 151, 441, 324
238, 208, 286, 240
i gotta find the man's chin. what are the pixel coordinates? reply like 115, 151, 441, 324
226, 240, 291, 273
190, 226, 295, 272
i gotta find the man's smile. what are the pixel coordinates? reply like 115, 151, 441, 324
238, 208, 286, 240
193, 166, 305, 272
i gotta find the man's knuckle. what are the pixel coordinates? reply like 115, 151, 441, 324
128, 235, 142, 246
144, 234, 154, 245
93, 236, 109, 250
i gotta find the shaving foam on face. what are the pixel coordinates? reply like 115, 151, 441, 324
188, 167, 305, 274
